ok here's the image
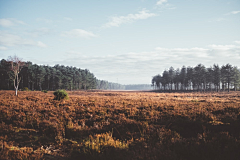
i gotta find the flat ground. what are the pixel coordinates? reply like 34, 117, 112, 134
0, 90, 240, 160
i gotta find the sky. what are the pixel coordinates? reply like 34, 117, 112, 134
0, 0, 240, 84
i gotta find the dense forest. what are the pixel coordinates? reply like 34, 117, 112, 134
0, 58, 123, 91
152, 64, 240, 92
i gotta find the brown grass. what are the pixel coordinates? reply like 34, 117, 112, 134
0, 90, 240, 160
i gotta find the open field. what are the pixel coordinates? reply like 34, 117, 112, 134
1, 90, 240, 160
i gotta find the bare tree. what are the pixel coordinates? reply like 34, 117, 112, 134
7, 55, 25, 96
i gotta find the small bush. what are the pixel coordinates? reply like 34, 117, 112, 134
83, 132, 129, 153
42, 90, 48, 93
23, 87, 30, 91
53, 89, 69, 100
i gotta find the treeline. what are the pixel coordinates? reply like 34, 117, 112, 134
124, 84, 152, 90
0, 59, 122, 91
152, 64, 240, 92
96, 83, 153, 90
96, 80, 125, 90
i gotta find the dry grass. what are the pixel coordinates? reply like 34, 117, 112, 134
0, 90, 240, 160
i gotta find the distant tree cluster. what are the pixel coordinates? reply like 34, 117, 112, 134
124, 84, 152, 90
0, 59, 97, 91
152, 64, 240, 92
96, 82, 153, 90
96, 80, 125, 90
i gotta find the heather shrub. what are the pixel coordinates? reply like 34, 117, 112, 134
23, 87, 30, 91
42, 90, 48, 93
53, 89, 69, 100
84, 132, 129, 153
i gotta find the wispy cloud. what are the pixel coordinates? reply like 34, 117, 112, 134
230, 11, 240, 14
0, 18, 25, 27
156, 0, 168, 5
208, 17, 227, 22
27, 28, 53, 37
36, 18, 53, 23
208, 44, 236, 50
225, 10, 240, 15
0, 32, 47, 48
63, 17, 73, 21
65, 51, 82, 56
155, 0, 175, 10
103, 9, 156, 28
216, 18, 226, 22
37, 41, 48, 48
235, 41, 240, 44
42, 43, 240, 84
168, 7, 176, 10
0, 46, 8, 50
61, 29, 97, 38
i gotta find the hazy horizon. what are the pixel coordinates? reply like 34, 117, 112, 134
0, 0, 240, 85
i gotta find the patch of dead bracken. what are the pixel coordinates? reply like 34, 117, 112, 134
0, 90, 240, 160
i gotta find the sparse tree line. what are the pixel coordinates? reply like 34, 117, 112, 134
152, 64, 240, 92
0, 58, 123, 91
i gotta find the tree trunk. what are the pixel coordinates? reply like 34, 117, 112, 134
32, 82, 34, 90
228, 81, 230, 92
39, 82, 42, 91
15, 75, 18, 96
15, 86, 18, 96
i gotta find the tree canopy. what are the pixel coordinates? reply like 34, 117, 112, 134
152, 64, 240, 92
0, 59, 123, 91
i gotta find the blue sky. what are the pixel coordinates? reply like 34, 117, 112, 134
0, 0, 240, 84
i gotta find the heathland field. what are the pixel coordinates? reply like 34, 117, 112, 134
0, 90, 240, 160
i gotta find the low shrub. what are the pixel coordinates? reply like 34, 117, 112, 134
42, 90, 48, 93
53, 89, 69, 100
23, 87, 30, 91
84, 132, 129, 153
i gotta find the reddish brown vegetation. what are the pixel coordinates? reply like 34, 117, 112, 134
0, 90, 240, 159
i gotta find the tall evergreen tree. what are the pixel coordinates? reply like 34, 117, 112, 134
213, 64, 221, 92
221, 64, 233, 92
232, 67, 240, 91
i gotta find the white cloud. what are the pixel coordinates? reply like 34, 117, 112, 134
235, 41, 240, 44
0, 19, 14, 27
37, 41, 48, 48
103, 9, 156, 28
0, 32, 47, 48
65, 51, 82, 56
27, 28, 53, 37
0, 46, 8, 50
61, 29, 97, 38
225, 10, 240, 15
36, 18, 53, 23
216, 18, 226, 22
0, 32, 32, 46
208, 44, 237, 50
156, 0, 168, 5
168, 7, 176, 10
0, 18, 25, 27
45, 43, 240, 84
230, 11, 240, 14
64, 17, 73, 21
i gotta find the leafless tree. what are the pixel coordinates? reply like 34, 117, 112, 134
7, 55, 25, 96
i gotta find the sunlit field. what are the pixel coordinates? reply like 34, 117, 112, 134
1, 90, 240, 160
